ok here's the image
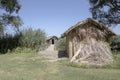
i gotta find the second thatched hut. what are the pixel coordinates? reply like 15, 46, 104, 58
46, 36, 58, 45
61, 18, 116, 65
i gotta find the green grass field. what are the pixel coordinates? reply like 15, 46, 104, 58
0, 52, 120, 80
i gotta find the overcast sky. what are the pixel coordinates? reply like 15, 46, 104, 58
18, 0, 120, 37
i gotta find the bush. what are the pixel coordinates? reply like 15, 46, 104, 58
0, 27, 47, 54
108, 35, 120, 54
19, 28, 46, 51
0, 33, 21, 53
56, 38, 66, 51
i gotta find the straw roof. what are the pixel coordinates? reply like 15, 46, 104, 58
61, 18, 116, 38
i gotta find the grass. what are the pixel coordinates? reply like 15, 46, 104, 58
0, 50, 120, 80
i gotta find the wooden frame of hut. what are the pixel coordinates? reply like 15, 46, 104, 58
46, 36, 58, 45
61, 18, 116, 65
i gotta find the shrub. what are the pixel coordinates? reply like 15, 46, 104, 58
108, 35, 120, 54
0, 27, 47, 54
19, 28, 46, 51
56, 38, 66, 51
0, 33, 21, 53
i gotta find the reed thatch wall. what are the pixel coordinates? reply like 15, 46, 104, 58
62, 18, 116, 65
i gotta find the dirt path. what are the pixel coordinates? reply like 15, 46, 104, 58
46, 45, 55, 51
38, 44, 59, 62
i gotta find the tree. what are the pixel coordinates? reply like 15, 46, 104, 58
89, 0, 120, 26
19, 28, 46, 50
0, 0, 22, 34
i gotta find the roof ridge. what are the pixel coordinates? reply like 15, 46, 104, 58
61, 18, 116, 38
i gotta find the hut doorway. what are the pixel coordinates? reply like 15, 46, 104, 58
52, 39, 54, 44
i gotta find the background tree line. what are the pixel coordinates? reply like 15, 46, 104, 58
0, 28, 46, 53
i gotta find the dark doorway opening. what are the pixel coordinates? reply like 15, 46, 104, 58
52, 39, 54, 44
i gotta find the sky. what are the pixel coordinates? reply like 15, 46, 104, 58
18, 0, 119, 37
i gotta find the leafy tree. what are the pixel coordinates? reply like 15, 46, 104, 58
89, 0, 120, 26
19, 28, 46, 50
0, 0, 22, 34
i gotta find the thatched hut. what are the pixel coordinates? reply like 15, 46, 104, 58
46, 36, 58, 45
61, 18, 116, 65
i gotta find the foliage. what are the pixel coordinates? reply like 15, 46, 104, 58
89, 0, 120, 26
0, 0, 22, 34
19, 28, 46, 51
108, 35, 120, 54
0, 33, 21, 53
0, 28, 46, 54
113, 54, 120, 69
0, 0, 21, 13
56, 38, 66, 51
